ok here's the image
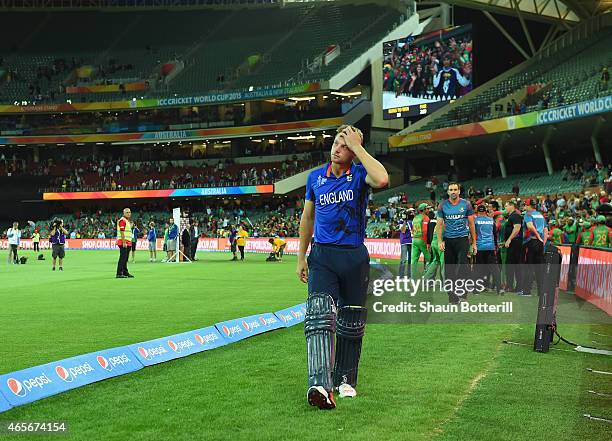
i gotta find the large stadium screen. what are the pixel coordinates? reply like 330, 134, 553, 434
383, 24, 473, 119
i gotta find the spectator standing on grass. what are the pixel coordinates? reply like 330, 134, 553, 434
181, 220, 191, 262
32, 229, 40, 252
236, 224, 248, 261
166, 218, 178, 261
190, 220, 200, 261
398, 208, 414, 278
503, 200, 523, 293
115, 208, 134, 279
6, 221, 21, 264
147, 222, 157, 262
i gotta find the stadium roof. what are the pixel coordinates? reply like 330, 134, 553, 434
420, 0, 612, 24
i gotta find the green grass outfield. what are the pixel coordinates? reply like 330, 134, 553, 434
0, 250, 610, 441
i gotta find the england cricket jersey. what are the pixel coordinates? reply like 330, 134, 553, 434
305, 162, 369, 246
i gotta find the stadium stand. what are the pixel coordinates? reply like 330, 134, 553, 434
41, 158, 315, 192
0, 3, 403, 104
0, 98, 342, 136
14, 171, 609, 241
372, 169, 598, 206
19, 196, 303, 240
230, 3, 399, 88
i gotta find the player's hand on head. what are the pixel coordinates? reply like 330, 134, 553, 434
341, 126, 362, 151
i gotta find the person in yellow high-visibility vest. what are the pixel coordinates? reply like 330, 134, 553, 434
116, 208, 134, 278
268, 237, 287, 261
236, 225, 249, 261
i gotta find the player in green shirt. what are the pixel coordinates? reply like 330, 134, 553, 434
411, 203, 431, 275
424, 221, 444, 280
549, 220, 564, 245
577, 222, 594, 246
591, 215, 612, 248
161, 223, 170, 261
563, 218, 577, 244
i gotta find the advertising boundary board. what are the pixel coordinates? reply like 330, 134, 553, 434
0, 304, 306, 413
0, 238, 402, 259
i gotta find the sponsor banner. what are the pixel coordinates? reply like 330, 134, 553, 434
196, 238, 225, 252
0, 346, 142, 407
128, 332, 201, 367
215, 312, 284, 343
192, 326, 227, 352
364, 239, 401, 259
274, 303, 307, 327
91, 347, 143, 378
253, 312, 286, 333
215, 318, 249, 344
536, 96, 612, 125
242, 238, 301, 255
1, 116, 340, 145
389, 113, 536, 147
0, 392, 11, 413
155, 83, 321, 107
0, 238, 162, 251
197, 238, 401, 259
559, 245, 571, 291
70, 238, 162, 251
0, 239, 52, 250
389, 95, 612, 148
66, 82, 148, 94
43, 185, 274, 201
0, 237, 402, 258
575, 248, 612, 315
0, 309, 295, 412
0, 82, 321, 115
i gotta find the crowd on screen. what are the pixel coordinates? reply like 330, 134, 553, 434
384, 31, 472, 99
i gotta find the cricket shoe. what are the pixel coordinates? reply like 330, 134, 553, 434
307, 386, 336, 409
337, 382, 357, 398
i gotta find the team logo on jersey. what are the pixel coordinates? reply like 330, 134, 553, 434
317, 175, 327, 188
346, 174, 352, 182
459, 207, 464, 212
